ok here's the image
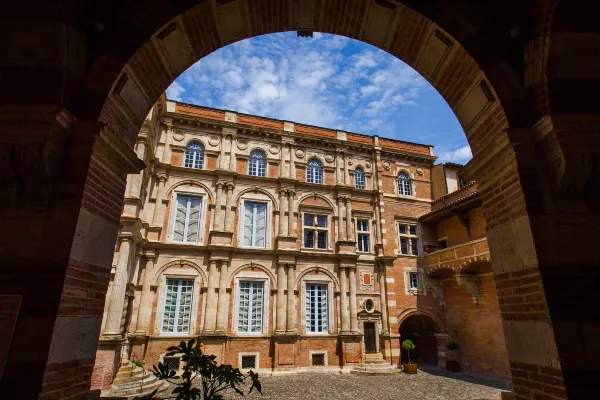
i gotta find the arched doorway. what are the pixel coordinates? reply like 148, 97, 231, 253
398, 313, 443, 365
2, 2, 599, 400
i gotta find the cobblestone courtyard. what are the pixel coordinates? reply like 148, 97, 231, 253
236, 366, 511, 400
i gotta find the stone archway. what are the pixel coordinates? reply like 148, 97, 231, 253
2, 1, 600, 399
398, 312, 444, 366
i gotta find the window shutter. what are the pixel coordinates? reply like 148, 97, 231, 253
243, 203, 254, 247
173, 197, 187, 242
186, 197, 201, 243
254, 204, 267, 247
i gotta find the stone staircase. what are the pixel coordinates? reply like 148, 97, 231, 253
106, 360, 170, 398
352, 353, 402, 375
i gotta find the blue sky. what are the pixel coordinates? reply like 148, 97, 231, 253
166, 32, 471, 164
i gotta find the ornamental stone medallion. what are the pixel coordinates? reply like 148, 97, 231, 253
295, 149, 305, 159
208, 135, 220, 146
269, 144, 280, 154
382, 161, 391, 170
325, 153, 334, 163
365, 162, 371, 169
416, 167, 424, 176
237, 139, 248, 150
173, 130, 184, 142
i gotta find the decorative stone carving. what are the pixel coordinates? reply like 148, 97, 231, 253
325, 153, 334, 163
224, 111, 237, 123
416, 167, 424, 176
456, 274, 480, 304
359, 270, 375, 291
363, 298, 375, 313
348, 159, 353, 166
382, 160, 391, 170
365, 162, 371, 169
237, 139, 248, 150
269, 144, 280, 154
208, 135, 220, 146
173, 130, 184, 142
283, 121, 295, 132
295, 149, 305, 158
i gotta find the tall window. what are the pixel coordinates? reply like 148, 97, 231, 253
237, 281, 264, 334
409, 272, 419, 289
398, 222, 419, 256
306, 158, 323, 184
242, 202, 267, 248
357, 219, 370, 253
355, 167, 366, 189
161, 279, 194, 334
306, 283, 328, 333
397, 172, 412, 196
303, 214, 328, 250
184, 141, 204, 169
248, 149, 267, 177
172, 195, 202, 244
459, 175, 468, 189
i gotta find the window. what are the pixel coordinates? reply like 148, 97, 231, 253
397, 172, 412, 196
248, 149, 267, 177
306, 158, 323, 184
311, 353, 326, 366
237, 281, 264, 334
356, 219, 370, 253
409, 272, 419, 289
163, 357, 181, 371
172, 195, 202, 244
303, 214, 328, 250
161, 279, 193, 334
398, 222, 419, 256
184, 141, 204, 169
242, 202, 267, 248
459, 175, 468, 189
438, 238, 448, 249
241, 355, 256, 369
306, 284, 328, 333
355, 167, 366, 189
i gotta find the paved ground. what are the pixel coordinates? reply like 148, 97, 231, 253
223, 365, 512, 400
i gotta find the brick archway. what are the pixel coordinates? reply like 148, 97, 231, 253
2, 1, 600, 399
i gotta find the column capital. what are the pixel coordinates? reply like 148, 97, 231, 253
286, 189, 296, 197
118, 234, 134, 243
279, 188, 288, 196
144, 250, 157, 260
155, 173, 168, 183
226, 182, 235, 190
216, 181, 225, 189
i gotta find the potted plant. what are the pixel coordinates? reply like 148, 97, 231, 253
445, 340, 461, 372
401, 339, 418, 374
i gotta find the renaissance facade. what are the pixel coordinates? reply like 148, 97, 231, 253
91, 95, 508, 391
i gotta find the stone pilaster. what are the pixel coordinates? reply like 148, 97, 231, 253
287, 190, 296, 237
343, 151, 350, 185
219, 133, 227, 170
224, 183, 235, 232
126, 135, 147, 199
286, 264, 296, 332
276, 264, 287, 332
337, 196, 346, 241
288, 142, 295, 178
229, 135, 237, 171
203, 260, 218, 332
214, 181, 224, 231
378, 263, 389, 334
345, 197, 353, 241
278, 189, 288, 237
339, 266, 350, 333
215, 260, 229, 332
150, 174, 167, 228
349, 267, 358, 332
133, 250, 156, 335
335, 150, 342, 185
104, 235, 133, 336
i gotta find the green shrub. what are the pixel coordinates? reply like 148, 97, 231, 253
401, 339, 416, 364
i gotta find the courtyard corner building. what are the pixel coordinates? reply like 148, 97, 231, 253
91, 95, 509, 390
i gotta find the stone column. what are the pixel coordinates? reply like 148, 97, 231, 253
224, 183, 235, 232
215, 260, 229, 332
219, 133, 227, 169
378, 263, 389, 334
288, 143, 295, 178
104, 236, 133, 336
349, 267, 358, 332
374, 199, 383, 245
335, 151, 342, 185
337, 196, 346, 241
151, 175, 167, 227
287, 190, 296, 237
286, 264, 296, 332
345, 198, 353, 241
204, 260, 218, 332
339, 266, 350, 333
278, 189, 288, 236
214, 182, 224, 231
229, 135, 237, 171
276, 264, 287, 332
343, 152, 350, 185
134, 251, 156, 335
279, 140, 285, 177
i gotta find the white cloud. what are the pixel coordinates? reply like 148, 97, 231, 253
166, 81, 185, 101
438, 145, 472, 164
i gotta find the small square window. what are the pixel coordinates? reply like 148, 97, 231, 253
164, 357, 180, 371
241, 355, 256, 369
438, 239, 447, 249
311, 353, 325, 367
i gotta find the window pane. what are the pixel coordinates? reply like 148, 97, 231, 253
306, 284, 328, 333
400, 237, 409, 255
238, 281, 264, 333
409, 272, 419, 289
307, 159, 323, 184
243, 202, 267, 248
186, 198, 201, 243
398, 225, 407, 234
357, 220, 368, 232
304, 230, 315, 248
173, 197, 187, 242
411, 238, 419, 256
162, 279, 193, 334
316, 215, 327, 228
398, 172, 412, 196
409, 225, 417, 235
173, 195, 202, 244
317, 231, 327, 249
304, 214, 314, 226
355, 168, 365, 189
358, 233, 369, 252
254, 203, 267, 247
184, 142, 204, 169
243, 203, 254, 247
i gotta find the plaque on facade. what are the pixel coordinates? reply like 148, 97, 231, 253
360, 270, 375, 291
0, 296, 21, 381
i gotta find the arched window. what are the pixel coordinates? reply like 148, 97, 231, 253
306, 158, 323, 184
248, 149, 267, 177
184, 141, 204, 169
397, 172, 412, 196
355, 167, 366, 189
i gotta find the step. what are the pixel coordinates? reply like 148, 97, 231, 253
114, 369, 145, 381
111, 374, 159, 390
109, 380, 167, 397
359, 363, 396, 369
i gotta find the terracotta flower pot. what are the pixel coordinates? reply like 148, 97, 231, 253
403, 363, 418, 374
446, 360, 461, 372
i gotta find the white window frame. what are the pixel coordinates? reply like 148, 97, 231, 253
238, 352, 260, 370
302, 212, 329, 250
241, 201, 268, 249
397, 221, 419, 256
397, 171, 413, 197
304, 282, 330, 334
232, 272, 270, 335
403, 267, 425, 295
248, 149, 267, 177
170, 192, 206, 245
354, 167, 366, 189
184, 141, 204, 169
159, 278, 195, 335
356, 219, 371, 253
306, 158, 323, 184
238, 197, 272, 249
235, 280, 265, 335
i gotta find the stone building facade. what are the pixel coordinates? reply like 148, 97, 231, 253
91, 95, 508, 390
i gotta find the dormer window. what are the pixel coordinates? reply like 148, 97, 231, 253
184, 141, 204, 169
